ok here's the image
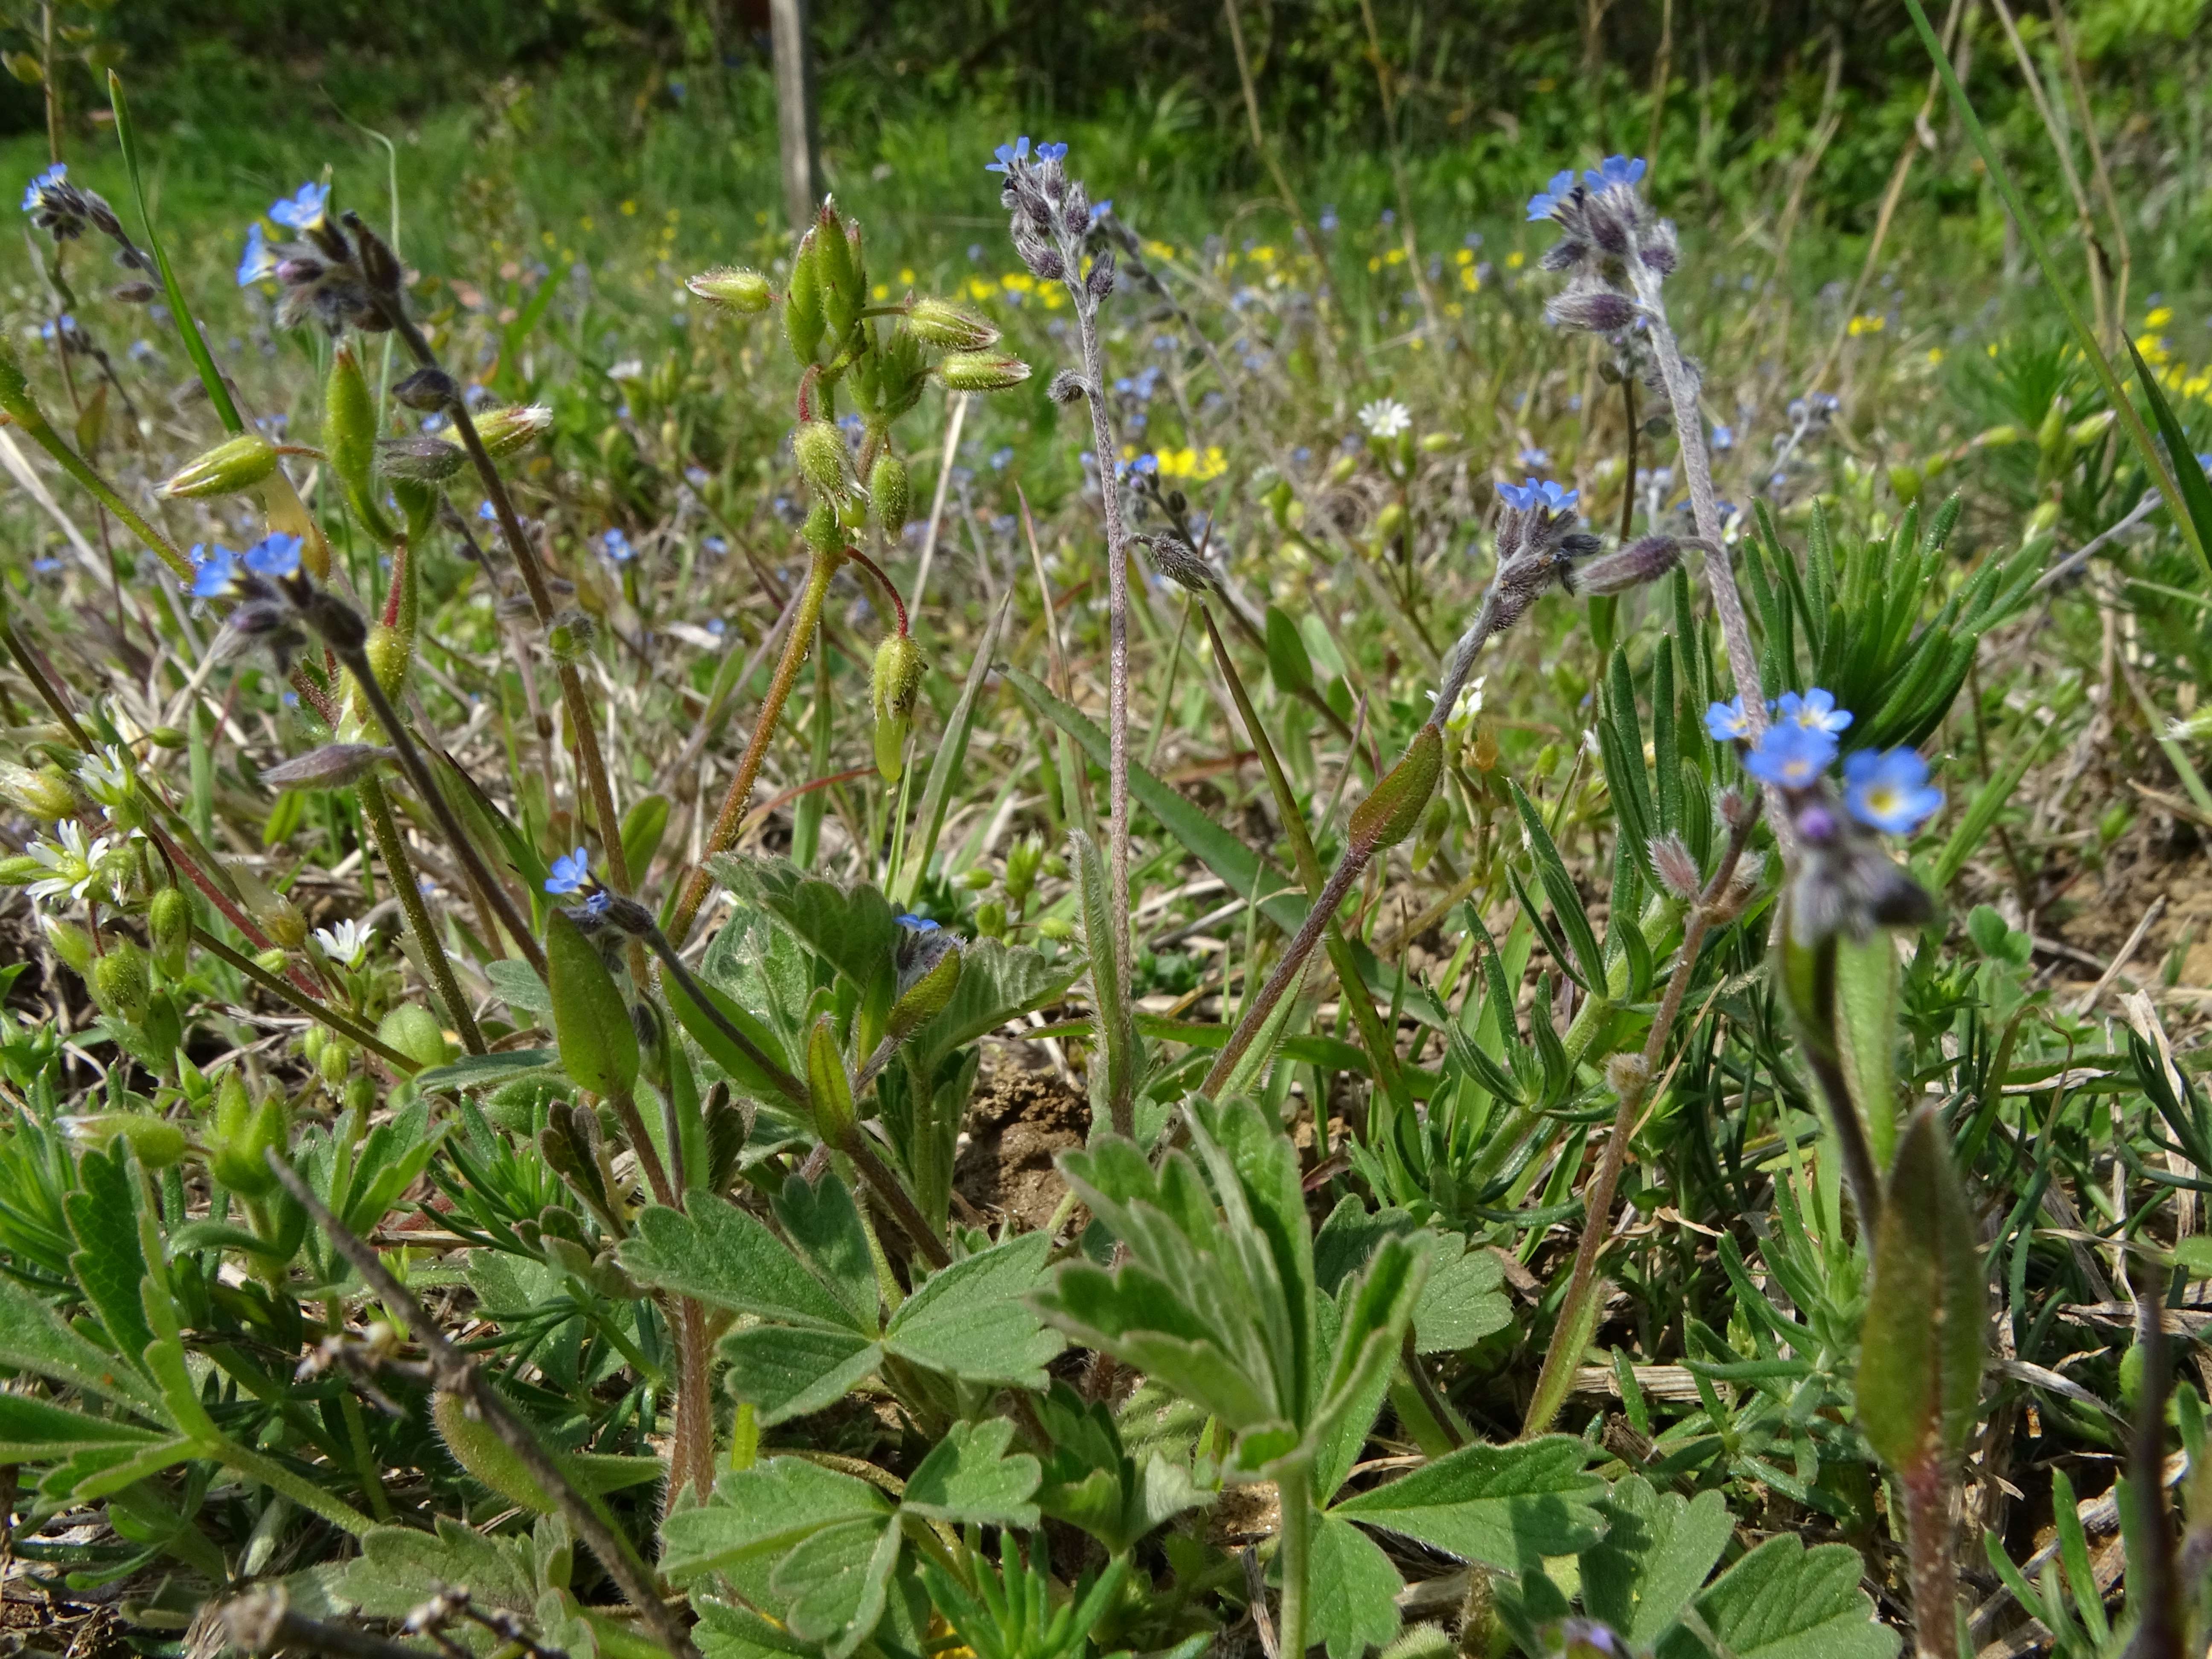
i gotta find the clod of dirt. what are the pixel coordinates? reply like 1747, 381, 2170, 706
955, 1054, 1088, 1230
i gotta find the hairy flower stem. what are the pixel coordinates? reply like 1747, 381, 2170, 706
265, 1154, 703, 1659
2128, 1260, 2182, 1659
1077, 322, 1137, 1136
668, 541, 841, 948
369, 299, 632, 896
1627, 273, 1768, 732
1522, 803, 1761, 1436
1802, 1025, 1886, 1238
1275, 1458, 1314, 1659
1201, 605, 1405, 1105
1899, 1460, 1959, 1659
356, 774, 485, 1055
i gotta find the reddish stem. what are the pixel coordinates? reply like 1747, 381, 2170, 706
843, 544, 908, 635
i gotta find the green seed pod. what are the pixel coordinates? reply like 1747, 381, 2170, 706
90, 939, 151, 1024
250, 891, 308, 953
934, 351, 1032, 393
793, 420, 848, 498
1887, 464, 1923, 508
871, 632, 926, 783
547, 909, 638, 1099
868, 451, 911, 535
147, 726, 187, 750
208, 1073, 287, 1197
302, 1024, 326, 1067
785, 227, 825, 365
318, 1035, 355, 1087
158, 431, 278, 499
42, 915, 93, 974
150, 891, 191, 980
905, 297, 999, 350
886, 943, 963, 1044
805, 1013, 856, 1148
1349, 724, 1443, 853
0, 761, 76, 820
1037, 917, 1074, 942
803, 499, 843, 556
62, 1112, 187, 1170
687, 266, 773, 313
378, 1004, 451, 1072
974, 900, 1007, 940
343, 1073, 376, 1119
326, 343, 394, 543
1375, 501, 1408, 541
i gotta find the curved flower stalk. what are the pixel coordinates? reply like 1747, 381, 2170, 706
1201, 485, 1684, 1099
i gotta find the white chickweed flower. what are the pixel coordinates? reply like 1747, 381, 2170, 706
314, 917, 373, 968
1358, 398, 1412, 439
26, 819, 111, 906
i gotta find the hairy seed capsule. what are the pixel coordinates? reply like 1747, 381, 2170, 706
149, 886, 191, 977
869, 451, 911, 533
792, 419, 847, 498
905, 297, 1000, 350
160, 431, 279, 499
936, 351, 1032, 392
1349, 724, 1444, 852
687, 266, 773, 313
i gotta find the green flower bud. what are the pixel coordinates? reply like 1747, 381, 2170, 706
254, 947, 289, 974
687, 266, 773, 313
868, 451, 911, 534
1036, 917, 1074, 942
0, 854, 47, 885
793, 420, 849, 498
905, 297, 1000, 350
464, 404, 553, 459
343, 1074, 376, 1118
1375, 501, 1407, 541
1349, 724, 1443, 853
0, 761, 77, 820
302, 1025, 325, 1067
975, 900, 1007, 940
61, 1112, 186, 1169
547, 608, 597, 664
378, 1004, 450, 1072
934, 351, 1032, 393
147, 727, 187, 750
785, 227, 826, 364
818, 205, 864, 342
803, 499, 844, 556
805, 1013, 856, 1148
259, 742, 395, 792
90, 939, 151, 1024
326, 343, 393, 542
547, 910, 637, 1099
158, 431, 278, 499
871, 632, 926, 783
209, 1073, 287, 1197
887, 941, 962, 1043
42, 915, 93, 974
1886, 464, 1923, 508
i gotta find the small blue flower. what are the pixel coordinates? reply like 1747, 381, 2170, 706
1519, 445, 1551, 469
1742, 722, 1838, 788
242, 533, 303, 580
476, 499, 498, 521
1036, 141, 1068, 163
1704, 697, 1755, 743
1131, 453, 1158, 477
20, 161, 64, 215
1583, 155, 1647, 192
1526, 168, 1577, 222
603, 528, 634, 563
236, 222, 279, 287
1089, 198, 1113, 224
896, 913, 940, 932
545, 846, 592, 895
1499, 476, 1579, 514
580, 889, 613, 917
706, 617, 727, 636
1710, 423, 1735, 451
1843, 748, 1944, 835
1318, 206, 1339, 233
1775, 687, 1853, 736
703, 535, 728, 556
190, 545, 240, 600
268, 181, 329, 232
985, 136, 1032, 175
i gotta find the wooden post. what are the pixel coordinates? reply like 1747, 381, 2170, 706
769, 0, 821, 232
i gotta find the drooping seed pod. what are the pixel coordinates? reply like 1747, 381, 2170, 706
793, 419, 848, 498
868, 451, 911, 534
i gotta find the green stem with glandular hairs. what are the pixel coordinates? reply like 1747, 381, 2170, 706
668, 541, 841, 947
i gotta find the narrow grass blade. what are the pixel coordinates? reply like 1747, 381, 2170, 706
895, 594, 1011, 907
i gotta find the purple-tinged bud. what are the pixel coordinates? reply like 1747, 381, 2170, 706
905, 297, 1000, 350
1543, 287, 1639, 334
936, 351, 1032, 393
1085, 247, 1117, 301
260, 742, 395, 791
1639, 222, 1679, 276
1143, 533, 1214, 594
392, 367, 457, 410
1575, 533, 1680, 595
687, 266, 774, 313
110, 281, 159, 305
1648, 832, 1703, 902
1717, 786, 1757, 834
160, 431, 279, 499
